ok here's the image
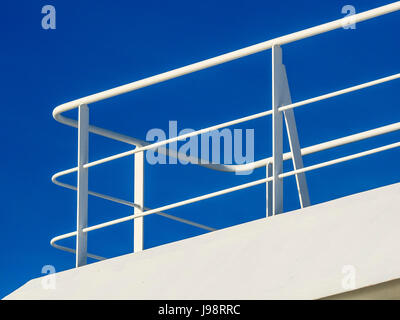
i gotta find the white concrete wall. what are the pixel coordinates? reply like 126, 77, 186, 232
5, 182, 400, 299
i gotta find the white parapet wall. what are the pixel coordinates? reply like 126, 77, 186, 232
5, 182, 400, 300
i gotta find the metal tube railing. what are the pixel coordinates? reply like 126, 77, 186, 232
51, 2, 400, 168
52, 121, 400, 184
51, 2, 400, 265
51, 178, 216, 232
53, 140, 399, 237
51, 119, 400, 259
279, 74, 400, 112
52, 137, 400, 259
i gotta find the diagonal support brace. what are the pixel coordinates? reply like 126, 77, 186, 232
269, 45, 310, 217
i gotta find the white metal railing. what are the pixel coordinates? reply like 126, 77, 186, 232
51, 2, 400, 267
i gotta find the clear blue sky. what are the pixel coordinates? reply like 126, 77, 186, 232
0, 0, 399, 298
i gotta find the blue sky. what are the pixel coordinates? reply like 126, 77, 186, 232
0, 0, 399, 298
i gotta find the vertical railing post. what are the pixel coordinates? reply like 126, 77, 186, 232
76, 104, 89, 267
266, 161, 273, 217
134, 151, 144, 252
272, 45, 283, 215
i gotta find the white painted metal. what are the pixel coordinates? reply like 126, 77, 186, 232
266, 161, 273, 217
284, 107, 311, 208
50, 182, 216, 260
134, 152, 144, 252
48, 2, 400, 264
275, 45, 311, 209
77, 141, 399, 234
281, 81, 310, 208
76, 105, 89, 267
51, 88, 400, 262
279, 73, 400, 112
279, 141, 400, 179
52, 121, 400, 182
51, 173, 215, 231
52, 2, 400, 120
82, 177, 272, 233
51, 232, 106, 261
51, 129, 400, 254
81, 109, 272, 170
272, 45, 284, 215
72, 72, 400, 171
235, 121, 400, 173
50, 3, 399, 172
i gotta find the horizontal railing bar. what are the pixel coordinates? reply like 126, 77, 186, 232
292, 123, 400, 160
279, 73, 400, 112
54, 102, 257, 172
154, 211, 216, 232
82, 72, 400, 170
52, 167, 78, 179
82, 109, 274, 169
51, 122, 400, 249
55, 113, 243, 172
56, 114, 144, 147
50, 232, 106, 261
81, 140, 399, 234
52, 121, 400, 181
52, 2, 400, 118
52, 141, 399, 260
235, 121, 400, 172
52, 244, 106, 261
280, 142, 400, 179
51, 71, 399, 174
52, 177, 216, 232
55, 108, 262, 172
82, 177, 271, 233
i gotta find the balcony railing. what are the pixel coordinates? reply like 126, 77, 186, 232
51, 2, 400, 267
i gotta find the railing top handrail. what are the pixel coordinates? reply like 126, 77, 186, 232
53, 2, 400, 121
